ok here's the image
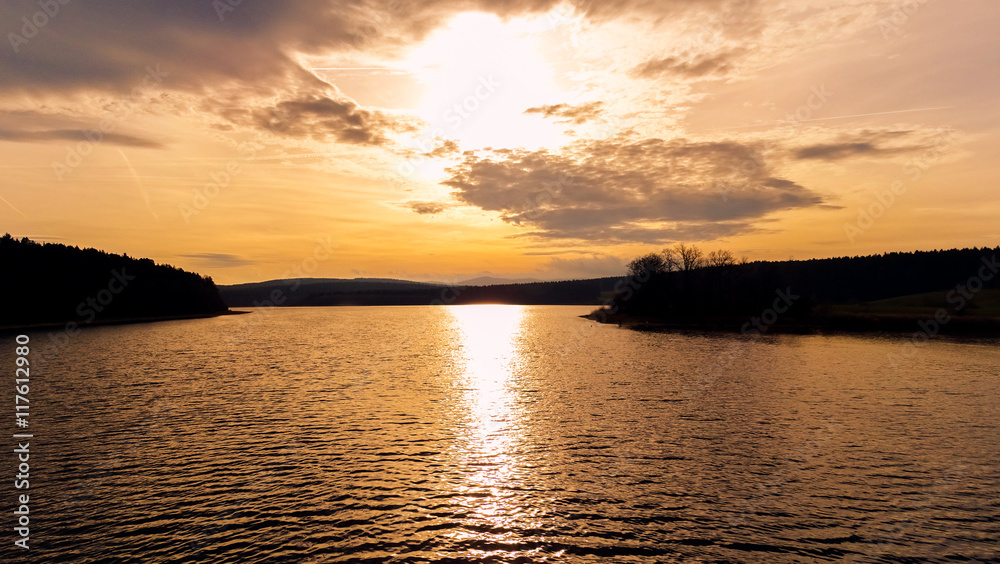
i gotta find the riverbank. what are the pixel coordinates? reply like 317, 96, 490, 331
582, 309, 1000, 337
0, 309, 249, 335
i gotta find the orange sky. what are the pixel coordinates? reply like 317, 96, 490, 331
1, 1, 998, 284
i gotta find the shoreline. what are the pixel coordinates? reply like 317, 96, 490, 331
0, 309, 250, 334
581, 310, 1000, 337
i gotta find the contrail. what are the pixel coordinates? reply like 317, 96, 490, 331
0, 193, 27, 217
117, 149, 160, 222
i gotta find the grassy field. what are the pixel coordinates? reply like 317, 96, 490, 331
824, 289, 1000, 318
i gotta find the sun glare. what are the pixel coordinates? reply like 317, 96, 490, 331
404, 12, 570, 151
450, 304, 526, 443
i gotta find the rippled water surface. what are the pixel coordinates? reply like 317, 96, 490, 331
5, 305, 1000, 562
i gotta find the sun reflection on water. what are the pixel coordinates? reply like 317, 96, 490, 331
446, 304, 535, 552
449, 304, 526, 447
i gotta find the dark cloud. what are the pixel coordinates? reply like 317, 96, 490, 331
444, 137, 823, 243
220, 93, 416, 145
0, 1, 431, 146
793, 129, 950, 161
406, 201, 448, 215
0, 1, 370, 94
794, 142, 877, 160
0, 128, 163, 148
0, 0, 740, 95
0, 0, 750, 149
524, 102, 604, 124
632, 49, 743, 79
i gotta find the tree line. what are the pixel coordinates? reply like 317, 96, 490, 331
1, 235, 229, 327
613, 243, 1000, 320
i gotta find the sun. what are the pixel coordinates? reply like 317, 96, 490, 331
403, 11, 571, 152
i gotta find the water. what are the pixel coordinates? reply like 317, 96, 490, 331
4, 305, 999, 563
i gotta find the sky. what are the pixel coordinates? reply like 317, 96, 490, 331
0, 0, 997, 284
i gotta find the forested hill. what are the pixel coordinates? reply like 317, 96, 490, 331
0, 235, 230, 328
596, 245, 1000, 333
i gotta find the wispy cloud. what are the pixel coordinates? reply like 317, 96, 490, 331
179, 253, 254, 268
0, 128, 163, 148
792, 128, 953, 161
631, 49, 745, 79
524, 102, 604, 124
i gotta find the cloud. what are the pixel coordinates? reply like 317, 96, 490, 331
0, 1, 430, 149
444, 136, 824, 243
631, 49, 744, 79
422, 139, 460, 158
219, 92, 417, 146
524, 102, 604, 124
0, 1, 752, 98
179, 253, 253, 268
792, 128, 953, 161
0, 0, 870, 154
794, 142, 880, 160
0, 2, 372, 95
406, 201, 449, 215
0, 128, 163, 148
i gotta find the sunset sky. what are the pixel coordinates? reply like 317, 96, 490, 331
1, 0, 997, 284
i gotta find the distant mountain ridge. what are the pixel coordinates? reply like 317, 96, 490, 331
457, 276, 543, 286
219, 247, 1000, 322
224, 277, 436, 289
218, 277, 619, 307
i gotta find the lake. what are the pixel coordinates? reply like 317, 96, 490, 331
4, 305, 999, 562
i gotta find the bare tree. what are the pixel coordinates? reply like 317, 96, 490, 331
708, 249, 736, 268
674, 243, 704, 272
660, 247, 681, 272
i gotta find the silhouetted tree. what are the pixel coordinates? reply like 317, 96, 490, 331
708, 249, 736, 268
674, 243, 704, 272
627, 253, 669, 279
660, 247, 681, 272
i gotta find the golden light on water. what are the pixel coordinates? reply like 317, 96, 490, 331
449, 304, 526, 446
448, 304, 531, 551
